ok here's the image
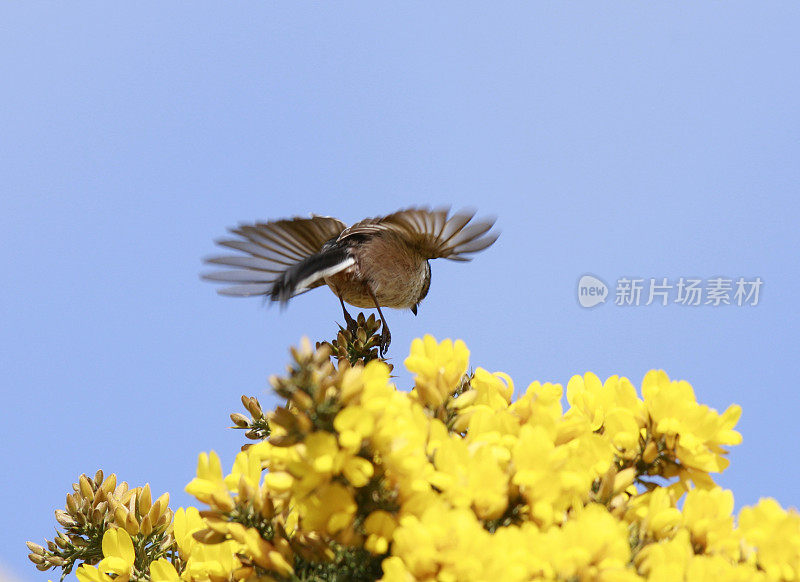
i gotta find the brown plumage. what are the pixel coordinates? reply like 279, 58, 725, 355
202, 207, 499, 355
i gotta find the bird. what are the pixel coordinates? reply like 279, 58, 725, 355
202, 207, 499, 356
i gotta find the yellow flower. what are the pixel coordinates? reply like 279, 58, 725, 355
389, 501, 490, 581
222, 523, 294, 577
512, 423, 613, 526
149, 559, 181, 582
452, 368, 517, 444
183, 540, 242, 582
283, 430, 375, 496
389, 502, 640, 582
364, 510, 398, 554
364, 394, 440, 500
566, 373, 646, 456
296, 482, 356, 535
431, 437, 509, 520
263, 470, 294, 493
380, 556, 415, 582
637, 529, 764, 582
457, 405, 517, 470
172, 506, 206, 558
343, 455, 374, 487
339, 359, 392, 403
290, 431, 341, 492
642, 370, 742, 475
76, 528, 135, 582
550, 504, 640, 581
636, 529, 693, 582
99, 528, 135, 577
185, 451, 234, 512
485, 523, 553, 581
467, 368, 513, 409
739, 498, 800, 580
509, 380, 564, 438
223, 447, 263, 499
334, 404, 376, 452
405, 335, 469, 408
170, 338, 774, 582
685, 555, 766, 581
681, 487, 739, 559
75, 566, 112, 582
626, 487, 682, 540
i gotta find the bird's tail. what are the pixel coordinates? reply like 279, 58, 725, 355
270, 246, 354, 304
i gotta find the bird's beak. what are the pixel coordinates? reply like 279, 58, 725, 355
411, 305, 418, 316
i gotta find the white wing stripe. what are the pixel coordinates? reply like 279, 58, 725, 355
293, 257, 355, 295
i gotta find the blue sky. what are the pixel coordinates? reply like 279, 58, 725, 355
2, 3, 799, 579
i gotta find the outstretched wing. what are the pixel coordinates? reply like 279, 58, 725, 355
202, 215, 347, 297
341, 207, 498, 261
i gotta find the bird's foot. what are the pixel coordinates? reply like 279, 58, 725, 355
378, 322, 391, 358
343, 311, 359, 335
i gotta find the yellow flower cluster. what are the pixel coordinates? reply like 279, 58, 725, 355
69, 335, 800, 581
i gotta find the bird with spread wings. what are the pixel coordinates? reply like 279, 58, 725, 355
203, 207, 499, 355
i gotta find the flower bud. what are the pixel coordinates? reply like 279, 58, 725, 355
79, 474, 94, 500
66, 493, 79, 515
54, 509, 76, 528
242, 395, 263, 419
124, 512, 140, 536
140, 513, 153, 537
101, 474, 117, 495
643, 441, 658, 464
613, 468, 636, 494
139, 484, 152, 515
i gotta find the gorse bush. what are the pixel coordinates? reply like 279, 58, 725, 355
29, 316, 800, 581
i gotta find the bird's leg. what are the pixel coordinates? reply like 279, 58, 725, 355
339, 296, 358, 334
367, 288, 391, 357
